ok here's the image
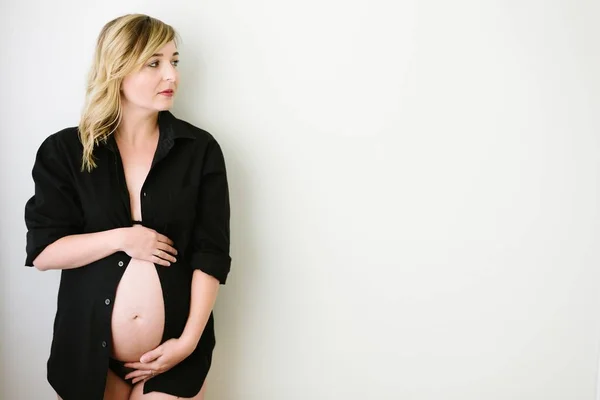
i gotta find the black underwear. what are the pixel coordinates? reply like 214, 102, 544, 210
108, 357, 136, 384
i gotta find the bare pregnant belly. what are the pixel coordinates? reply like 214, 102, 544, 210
110, 258, 165, 362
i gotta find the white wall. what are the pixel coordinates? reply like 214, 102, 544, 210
1, 1, 599, 399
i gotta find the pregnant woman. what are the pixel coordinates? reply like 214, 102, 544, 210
24, 14, 232, 400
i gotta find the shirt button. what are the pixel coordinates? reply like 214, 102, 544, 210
143, 192, 147, 197
105, 299, 111, 305
101, 341, 107, 348
118, 261, 124, 267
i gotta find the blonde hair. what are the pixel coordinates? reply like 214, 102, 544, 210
78, 14, 180, 172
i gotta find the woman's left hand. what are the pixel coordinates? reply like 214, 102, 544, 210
124, 338, 193, 384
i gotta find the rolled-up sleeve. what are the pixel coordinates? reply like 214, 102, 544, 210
188, 138, 232, 284
24, 134, 84, 267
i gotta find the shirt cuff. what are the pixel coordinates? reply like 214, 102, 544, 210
189, 251, 231, 284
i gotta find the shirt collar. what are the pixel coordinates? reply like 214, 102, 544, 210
157, 110, 197, 140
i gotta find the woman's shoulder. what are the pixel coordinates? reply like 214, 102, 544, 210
34, 126, 83, 168
39, 126, 81, 149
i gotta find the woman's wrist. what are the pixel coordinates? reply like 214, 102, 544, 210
178, 332, 199, 356
110, 227, 128, 252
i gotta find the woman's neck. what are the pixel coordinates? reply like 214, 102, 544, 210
116, 106, 159, 145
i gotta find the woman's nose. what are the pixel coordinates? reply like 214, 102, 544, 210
163, 64, 177, 82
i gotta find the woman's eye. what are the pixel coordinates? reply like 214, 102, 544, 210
148, 60, 179, 68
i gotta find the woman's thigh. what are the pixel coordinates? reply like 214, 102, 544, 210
128, 379, 206, 400
104, 367, 133, 400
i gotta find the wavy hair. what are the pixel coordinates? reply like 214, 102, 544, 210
78, 14, 180, 172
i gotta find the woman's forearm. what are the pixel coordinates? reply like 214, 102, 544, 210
33, 228, 125, 271
180, 269, 220, 351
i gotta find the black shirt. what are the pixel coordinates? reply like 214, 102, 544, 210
24, 110, 231, 399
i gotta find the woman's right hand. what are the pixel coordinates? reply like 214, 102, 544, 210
117, 226, 178, 266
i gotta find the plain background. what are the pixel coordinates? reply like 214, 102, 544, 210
1, 1, 599, 399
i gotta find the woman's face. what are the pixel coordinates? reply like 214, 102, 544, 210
120, 40, 180, 112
